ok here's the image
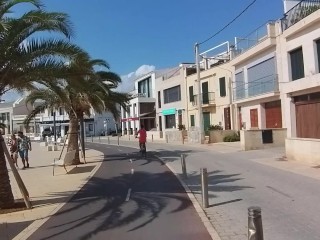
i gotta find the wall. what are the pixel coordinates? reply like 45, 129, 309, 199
164, 129, 185, 143
240, 128, 287, 151
286, 138, 320, 164
209, 130, 237, 143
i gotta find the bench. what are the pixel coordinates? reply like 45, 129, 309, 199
53, 150, 76, 176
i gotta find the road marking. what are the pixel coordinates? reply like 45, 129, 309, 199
125, 188, 132, 201
131, 168, 134, 174
118, 149, 123, 152
130, 159, 133, 163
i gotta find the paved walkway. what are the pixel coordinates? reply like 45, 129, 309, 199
0, 143, 104, 240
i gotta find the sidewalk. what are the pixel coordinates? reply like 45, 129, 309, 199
0, 143, 104, 240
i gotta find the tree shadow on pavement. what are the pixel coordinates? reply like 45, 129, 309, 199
31, 162, 192, 240
185, 170, 253, 199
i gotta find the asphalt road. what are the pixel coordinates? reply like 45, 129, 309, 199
28, 143, 211, 240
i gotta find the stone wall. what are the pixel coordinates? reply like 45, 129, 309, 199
209, 130, 237, 143
286, 138, 320, 164
240, 129, 287, 151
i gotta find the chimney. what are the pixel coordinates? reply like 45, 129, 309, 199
283, 0, 301, 13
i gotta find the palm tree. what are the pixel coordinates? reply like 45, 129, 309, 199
0, 0, 87, 209
25, 58, 129, 165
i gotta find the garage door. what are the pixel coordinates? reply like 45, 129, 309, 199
296, 102, 320, 139
265, 100, 282, 128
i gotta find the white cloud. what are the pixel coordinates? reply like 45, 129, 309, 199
118, 64, 156, 93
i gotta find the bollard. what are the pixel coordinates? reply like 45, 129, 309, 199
182, 135, 184, 144
166, 135, 168, 143
248, 207, 264, 240
152, 134, 154, 142
108, 136, 110, 144
91, 135, 93, 142
181, 154, 187, 179
117, 135, 119, 145
129, 134, 130, 141
99, 135, 101, 143
201, 168, 209, 208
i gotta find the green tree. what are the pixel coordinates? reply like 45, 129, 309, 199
0, 0, 85, 209
25, 58, 129, 164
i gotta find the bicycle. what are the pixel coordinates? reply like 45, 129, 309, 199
139, 142, 147, 158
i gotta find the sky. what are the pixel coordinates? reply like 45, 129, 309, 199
3, 0, 285, 100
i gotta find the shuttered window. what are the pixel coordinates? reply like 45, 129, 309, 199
247, 57, 276, 97
189, 86, 194, 102
190, 115, 195, 127
219, 77, 226, 97
290, 47, 304, 81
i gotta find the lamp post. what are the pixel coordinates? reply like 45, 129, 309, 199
195, 43, 204, 143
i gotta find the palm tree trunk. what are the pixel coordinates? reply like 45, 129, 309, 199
0, 135, 14, 208
67, 112, 81, 165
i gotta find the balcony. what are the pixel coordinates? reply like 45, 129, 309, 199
192, 92, 215, 107
281, 0, 320, 31
233, 75, 279, 101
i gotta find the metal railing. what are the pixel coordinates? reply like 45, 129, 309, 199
192, 92, 215, 106
281, 0, 320, 31
233, 75, 279, 101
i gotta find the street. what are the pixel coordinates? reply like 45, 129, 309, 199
27, 143, 212, 240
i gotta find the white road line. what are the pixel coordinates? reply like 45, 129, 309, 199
130, 159, 133, 163
125, 188, 132, 201
131, 168, 134, 174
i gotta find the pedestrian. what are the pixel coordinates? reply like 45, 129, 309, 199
8, 133, 19, 168
17, 131, 32, 169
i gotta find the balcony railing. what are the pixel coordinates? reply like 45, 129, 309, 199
192, 92, 215, 106
281, 0, 320, 31
233, 75, 279, 101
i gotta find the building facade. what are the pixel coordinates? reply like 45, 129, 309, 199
278, 2, 320, 163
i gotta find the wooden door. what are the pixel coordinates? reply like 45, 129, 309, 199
224, 107, 231, 130
296, 102, 320, 138
250, 109, 258, 128
265, 101, 282, 128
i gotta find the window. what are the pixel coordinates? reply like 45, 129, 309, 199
59, 107, 64, 115
190, 115, 195, 127
290, 47, 304, 80
89, 124, 93, 131
51, 110, 54, 116
165, 114, 176, 128
219, 77, 226, 97
316, 39, 320, 73
189, 86, 194, 102
138, 77, 151, 97
158, 91, 161, 108
164, 85, 181, 104
235, 71, 245, 100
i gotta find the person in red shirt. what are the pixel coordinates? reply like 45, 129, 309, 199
136, 124, 147, 152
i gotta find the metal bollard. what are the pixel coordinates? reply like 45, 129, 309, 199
166, 135, 168, 143
181, 154, 187, 179
201, 168, 209, 208
129, 134, 130, 141
108, 136, 110, 144
248, 207, 264, 240
99, 135, 101, 142
182, 135, 184, 144
91, 135, 93, 142
117, 135, 119, 145
152, 134, 154, 142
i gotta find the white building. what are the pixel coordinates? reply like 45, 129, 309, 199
278, 1, 320, 163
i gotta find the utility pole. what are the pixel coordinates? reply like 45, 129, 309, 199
195, 43, 204, 144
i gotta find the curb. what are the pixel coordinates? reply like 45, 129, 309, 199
13, 157, 103, 240
154, 155, 222, 240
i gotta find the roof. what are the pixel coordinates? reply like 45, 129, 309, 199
0, 102, 14, 109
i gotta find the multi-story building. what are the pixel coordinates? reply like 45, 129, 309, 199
278, 0, 320, 163
231, 22, 282, 131
155, 64, 191, 133
186, 42, 234, 135
0, 97, 116, 137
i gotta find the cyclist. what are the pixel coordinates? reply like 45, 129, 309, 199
136, 124, 147, 154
